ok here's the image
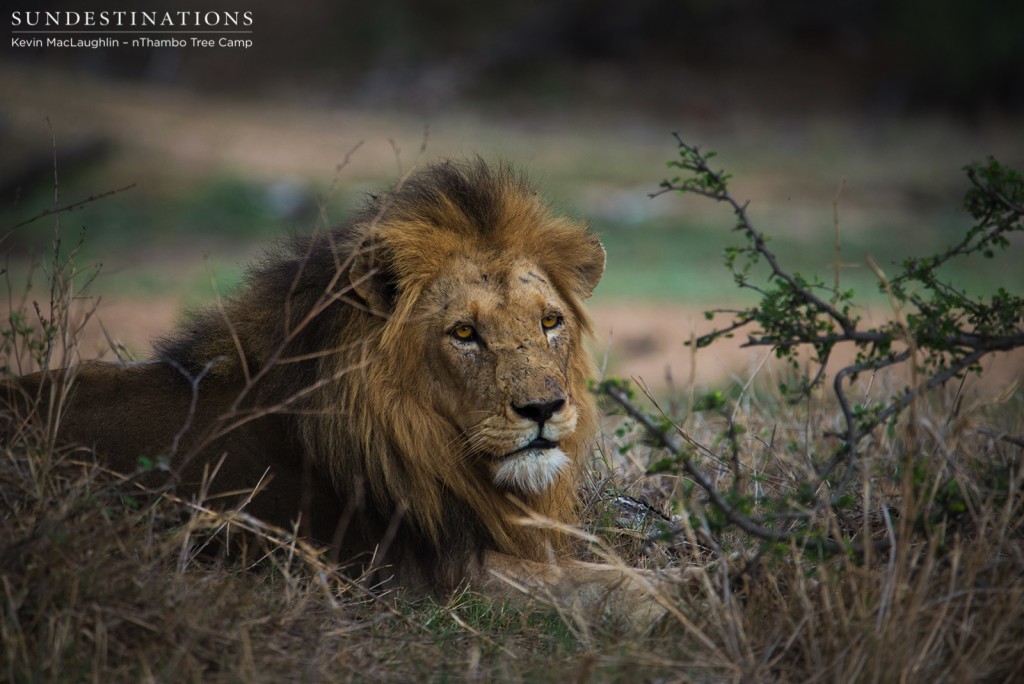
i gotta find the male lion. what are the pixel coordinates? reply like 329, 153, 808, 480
4, 160, 665, 620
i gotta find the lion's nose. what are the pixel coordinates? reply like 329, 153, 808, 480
512, 398, 565, 424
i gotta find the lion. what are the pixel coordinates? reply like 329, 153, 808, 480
3, 159, 669, 621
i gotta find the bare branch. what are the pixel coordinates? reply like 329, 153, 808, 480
603, 383, 886, 555
6, 183, 137, 234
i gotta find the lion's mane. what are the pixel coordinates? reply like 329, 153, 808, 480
156, 160, 603, 587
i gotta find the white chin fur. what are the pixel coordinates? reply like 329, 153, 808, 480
492, 448, 570, 496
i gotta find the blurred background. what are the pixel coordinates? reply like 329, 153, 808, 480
3, 0, 1023, 390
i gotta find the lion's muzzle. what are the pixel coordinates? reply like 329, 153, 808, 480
491, 446, 570, 496
497, 436, 558, 462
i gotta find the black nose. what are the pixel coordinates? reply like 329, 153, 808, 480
512, 398, 565, 423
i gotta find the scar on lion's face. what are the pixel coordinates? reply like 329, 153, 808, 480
418, 257, 579, 495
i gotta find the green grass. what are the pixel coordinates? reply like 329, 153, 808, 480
7, 173, 355, 301
9, 174, 353, 250
594, 212, 1024, 303
10, 170, 1021, 308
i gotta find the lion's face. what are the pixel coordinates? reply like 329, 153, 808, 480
420, 256, 585, 496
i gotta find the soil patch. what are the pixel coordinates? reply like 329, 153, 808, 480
16, 297, 1019, 403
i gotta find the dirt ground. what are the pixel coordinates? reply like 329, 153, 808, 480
35, 295, 1021, 404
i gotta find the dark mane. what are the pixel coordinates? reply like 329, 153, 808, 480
373, 158, 532, 236
155, 158, 528, 380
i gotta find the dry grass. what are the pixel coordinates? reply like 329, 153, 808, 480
3, 224, 1023, 683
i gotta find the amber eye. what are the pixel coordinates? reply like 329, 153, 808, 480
541, 314, 562, 331
451, 324, 477, 341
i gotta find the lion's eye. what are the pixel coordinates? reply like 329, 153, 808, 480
451, 324, 478, 341
541, 314, 562, 331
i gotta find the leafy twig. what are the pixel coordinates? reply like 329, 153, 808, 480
653, 136, 1023, 463
601, 137, 1023, 555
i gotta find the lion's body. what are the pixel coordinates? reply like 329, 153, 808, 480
5, 161, 611, 593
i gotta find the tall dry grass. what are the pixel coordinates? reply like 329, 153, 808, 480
3, 196, 1022, 683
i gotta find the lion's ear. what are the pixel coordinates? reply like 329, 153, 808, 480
571, 234, 606, 298
349, 240, 397, 314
